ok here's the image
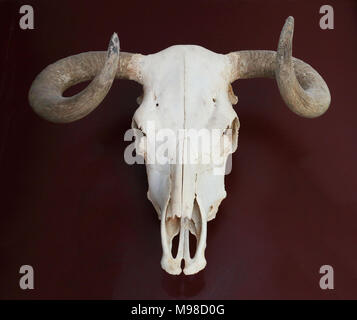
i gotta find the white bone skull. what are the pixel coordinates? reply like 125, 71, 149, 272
132, 45, 239, 274
29, 17, 330, 275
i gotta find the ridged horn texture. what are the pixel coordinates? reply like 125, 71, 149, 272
227, 16, 331, 118
29, 33, 142, 123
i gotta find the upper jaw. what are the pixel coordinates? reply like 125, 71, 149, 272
160, 197, 207, 275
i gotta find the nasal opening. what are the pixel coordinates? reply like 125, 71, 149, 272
161, 197, 207, 275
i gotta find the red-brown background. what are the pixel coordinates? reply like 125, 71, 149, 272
0, 0, 356, 299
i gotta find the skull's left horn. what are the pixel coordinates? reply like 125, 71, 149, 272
227, 16, 331, 118
29, 33, 143, 123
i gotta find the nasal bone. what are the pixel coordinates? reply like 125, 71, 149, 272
168, 163, 198, 219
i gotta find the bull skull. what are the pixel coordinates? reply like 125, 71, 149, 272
29, 17, 330, 275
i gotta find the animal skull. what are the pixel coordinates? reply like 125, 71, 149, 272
29, 17, 331, 275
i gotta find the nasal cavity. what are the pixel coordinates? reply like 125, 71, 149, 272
180, 259, 185, 270
189, 231, 197, 259
171, 234, 179, 258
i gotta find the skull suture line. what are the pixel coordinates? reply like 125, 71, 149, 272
29, 17, 331, 275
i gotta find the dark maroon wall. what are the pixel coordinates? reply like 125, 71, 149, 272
0, 0, 356, 299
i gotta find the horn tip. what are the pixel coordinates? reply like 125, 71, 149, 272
286, 16, 294, 23
111, 32, 119, 43
284, 16, 294, 30
108, 32, 120, 57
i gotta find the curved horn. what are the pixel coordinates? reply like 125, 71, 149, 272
227, 16, 331, 118
29, 33, 143, 123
